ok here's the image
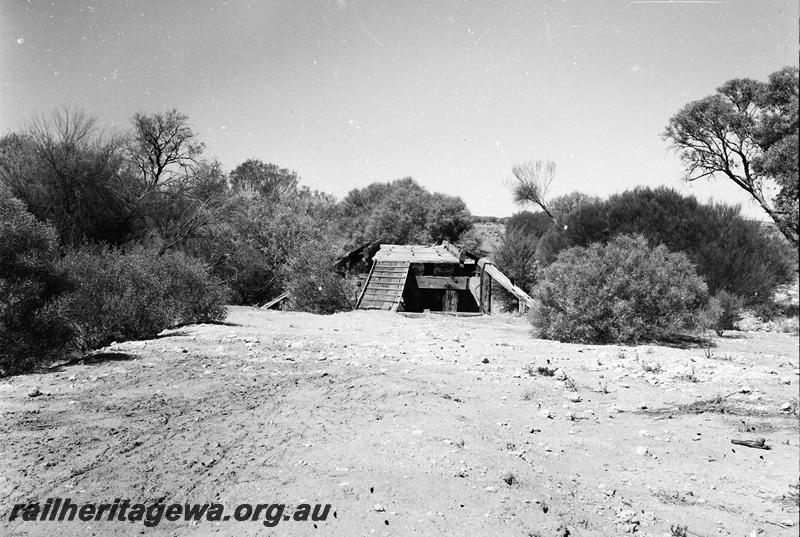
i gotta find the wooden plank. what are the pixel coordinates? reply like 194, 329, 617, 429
443, 289, 459, 311
260, 291, 289, 309
415, 276, 468, 290
468, 276, 481, 307
357, 260, 410, 310
355, 260, 377, 309
479, 259, 534, 309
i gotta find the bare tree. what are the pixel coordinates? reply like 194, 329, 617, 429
0, 107, 130, 246
511, 160, 557, 220
126, 109, 204, 198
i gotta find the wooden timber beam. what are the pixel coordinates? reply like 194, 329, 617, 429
477, 258, 534, 311
415, 275, 468, 290
467, 276, 481, 306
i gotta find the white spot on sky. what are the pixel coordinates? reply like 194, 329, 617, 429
16, 38, 24, 44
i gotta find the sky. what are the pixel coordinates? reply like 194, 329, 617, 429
1, 0, 797, 218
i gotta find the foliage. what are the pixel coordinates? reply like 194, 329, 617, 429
511, 160, 557, 219
663, 66, 799, 246
337, 177, 473, 247
56, 246, 227, 351
531, 235, 709, 343
493, 228, 538, 311
537, 187, 796, 307
283, 238, 356, 314
0, 190, 73, 375
212, 188, 337, 305
548, 191, 602, 223
229, 159, 298, 200
0, 110, 133, 246
710, 290, 744, 335
505, 210, 553, 237
425, 193, 473, 244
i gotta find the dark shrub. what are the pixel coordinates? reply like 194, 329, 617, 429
337, 177, 473, 247
57, 247, 227, 350
493, 228, 538, 311
539, 187, 796, 308
0, 190, 73, 375
710, 290, 744, 335
505, 211, 553, 237
155, 251, 229, 325
214, 189, 337, 305
283, 239, 355, 314
531, 235, 709, 343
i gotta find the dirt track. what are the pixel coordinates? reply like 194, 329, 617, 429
1, 307, 798, 536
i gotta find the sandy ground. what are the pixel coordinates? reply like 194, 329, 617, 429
1, 307, 798, 537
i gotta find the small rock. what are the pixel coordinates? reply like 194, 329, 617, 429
635, 446, 649, 456
27, 386, 42, 398
373, 504, 385, 512
553, 369, 567, 381
567, 394, 582, 403
780, 376, 792, 385
484, 486, 497, 493
481, 357, 489, 364
740, 386, 753, 394
780, 402, 793, 412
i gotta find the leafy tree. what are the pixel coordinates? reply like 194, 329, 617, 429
229, 159, 298, 199
337, 177, 472, 247
425, 193, 472, 243
663, 66, 799, 246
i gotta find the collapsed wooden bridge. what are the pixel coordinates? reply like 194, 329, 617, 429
355, 241, 533, 313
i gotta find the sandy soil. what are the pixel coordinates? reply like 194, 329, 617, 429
1, 307, 798, 537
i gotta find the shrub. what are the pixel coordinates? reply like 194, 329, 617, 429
210, 188, 334, 305
711, 290, 744, 335
493, 228, 538, 311
505, 210, 553, 237
154, 251, 229, 325
538, 187, 796, 308
531, 235, 709, 343
337, 177, 473, 247
0, 190, 73, 375
56, 247, 227, 350
283, 239, 356, 314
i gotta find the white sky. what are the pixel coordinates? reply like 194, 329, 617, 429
1, 0, 797, 218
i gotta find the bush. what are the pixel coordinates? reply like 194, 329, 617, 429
283, 239, 356, 314
538, 187, 796, 308
337, 177, 473, 247
0, 190, 73, 375
711, 290, 744, 335
531, 235, 709, 343
213, 189, 337, 305
56, 247, 227, 350
505, 210, 553, 237
493, 228, 538, 311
